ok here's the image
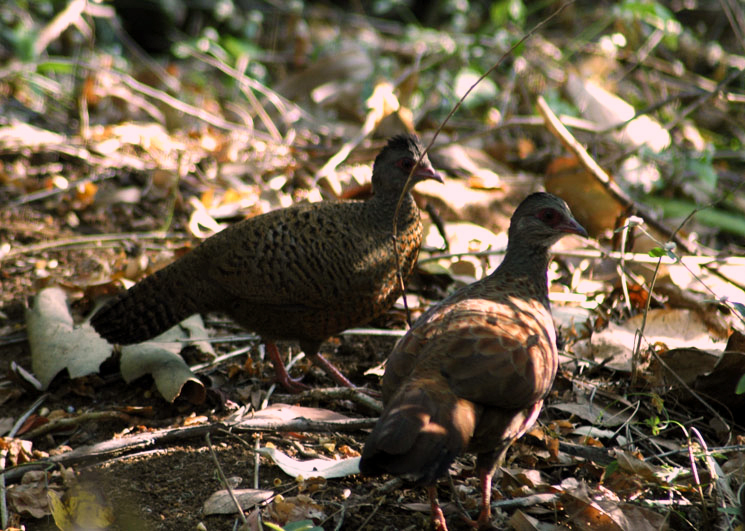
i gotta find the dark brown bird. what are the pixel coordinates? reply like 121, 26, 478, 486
359, 192, 587, 530
91, 134, 442, 392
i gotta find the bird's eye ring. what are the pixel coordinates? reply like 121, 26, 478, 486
537, 208, 560, 225
398, 159, 415, 172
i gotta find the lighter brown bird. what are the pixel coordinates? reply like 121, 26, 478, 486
91, 135, 442, 392
360, 192, 587, 530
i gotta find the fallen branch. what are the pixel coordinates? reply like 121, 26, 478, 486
2, 415, 376, 482
536, 95, 693, 254
0, 231, 187, 263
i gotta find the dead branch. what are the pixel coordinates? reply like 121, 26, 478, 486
536, 95, 693, 254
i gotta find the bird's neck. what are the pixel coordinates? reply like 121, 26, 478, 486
371, 190, 419, 230
497, 242, 552, 300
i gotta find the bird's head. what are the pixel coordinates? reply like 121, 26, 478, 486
371, 134, 442, 196
509, 192, 588, 249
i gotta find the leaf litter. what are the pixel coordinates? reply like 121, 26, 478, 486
1, 3, 745, 531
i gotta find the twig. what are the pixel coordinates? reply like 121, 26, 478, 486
0, 394, 48, 529
186, 48, 314, 136
418, 246, 745, 266
1, 231, 187, 263
22, 410, 142, 439
330, 502, 346, 531
536, 95, 692, 254
646, 444, 745, 461
616, 216, 644, 312
279, 387, 383, 413
666, 66, 745, 132
690, 428, 717, 497
233, 416, 376, 433
30, 58, 255, 134
254, 436, 261, 491
2, 415, 376, 483
685, 426, 710, 524
491, 493, 560, 510
10, 170, 117, 207
34, 0, 88, 56
355, 496, 385, 531
260, 349, 305, 408
206, 433, 249, 526
630, 254, 661, 388
650, 349, 731, 441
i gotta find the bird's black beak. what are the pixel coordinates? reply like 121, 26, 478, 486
558, 217, 588, 238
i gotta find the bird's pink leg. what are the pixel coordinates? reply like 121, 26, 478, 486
460, 467, 493, 529
476, 467, 493, 529
427, 485, 449, 531
309, 353, 356, 388
266, 342, 309, 393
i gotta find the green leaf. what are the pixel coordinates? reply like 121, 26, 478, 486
645, 197, 745, 238
648, 247, 666, 258
37, 60, 75, 74
285, 521, 323, 531
490, 0, 526, 27
221, 35, 263, 61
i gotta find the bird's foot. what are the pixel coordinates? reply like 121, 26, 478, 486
266, 343, 310, 393
462, 516, 497, 531
310, 353, 356, 388
461, 503, 496, 530
277, 374, 310, 393
428, 486, 449, 531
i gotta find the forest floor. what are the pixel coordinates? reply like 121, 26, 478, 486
2, 2, 745, 530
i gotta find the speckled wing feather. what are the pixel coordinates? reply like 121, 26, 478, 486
365, 280, 558, 483
91, 134, 440, 349
383, 275, 557, 407
205, 200, 418, 310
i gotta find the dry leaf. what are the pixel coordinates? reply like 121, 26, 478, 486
26, 287, 112, 389
203, 488, 274, 515
119, 314, 212, 404
258, 446, 360, 480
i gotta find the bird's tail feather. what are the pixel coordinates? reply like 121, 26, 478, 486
360, 377, 477, 485
90, 261, 207, 345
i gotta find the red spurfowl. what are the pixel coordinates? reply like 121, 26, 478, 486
91, 134, 442, 392
360, 192, 587, 530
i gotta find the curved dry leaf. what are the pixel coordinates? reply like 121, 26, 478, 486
433, 143, 504, 189
119, 314, 213, 404
566, 73, 670, 153
120, 343, 203, 404
203, 488, 274, 515
249, 404, 353, 422
566, 73, 670, 192
27, 287, 113, 389
257, 446, 360, 479
573, 309, 726, 372
561, 482, 667, 531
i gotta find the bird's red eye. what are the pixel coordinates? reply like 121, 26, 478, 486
537, 208, 560, 225
397, 159, 414, 172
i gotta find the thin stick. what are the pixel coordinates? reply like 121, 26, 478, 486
536, 95, 693, 254
206, 433, 249, 526
390, 1, 575, 326
0, 394, 48, 529
1, 231, 187, 263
